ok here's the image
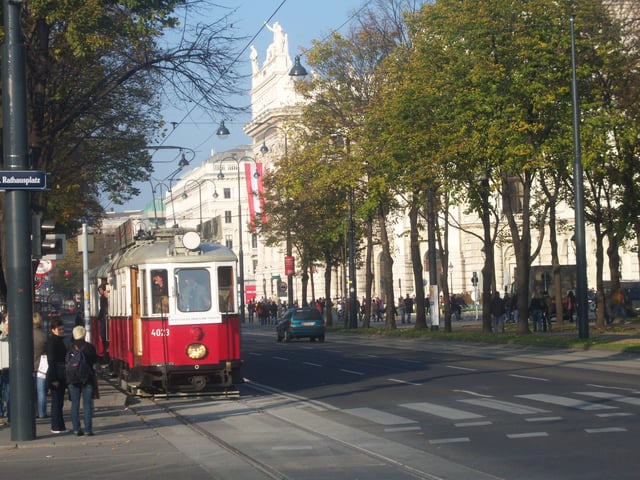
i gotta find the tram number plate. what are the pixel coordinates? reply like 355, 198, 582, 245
151, 328, 170, 337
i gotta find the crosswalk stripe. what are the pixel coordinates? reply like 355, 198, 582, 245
400, 402, 484, 420
459, 398, 550, 415
575, 392, 640, 406
516, 393, 617, 411
343, 407, 417, 425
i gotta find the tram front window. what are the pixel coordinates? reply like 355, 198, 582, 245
151, 270, 169, 314
177, 269, 212, 312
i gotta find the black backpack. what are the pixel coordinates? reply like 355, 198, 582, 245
65, 346, 90, 385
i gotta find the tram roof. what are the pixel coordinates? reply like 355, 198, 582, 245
107, 238, 236, 271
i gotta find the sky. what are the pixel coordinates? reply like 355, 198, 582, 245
119, 0, 369, 211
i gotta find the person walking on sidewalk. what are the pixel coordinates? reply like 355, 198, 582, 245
67, 326, 97, 436
46, 318, 68, 433
490, 291, 506, 334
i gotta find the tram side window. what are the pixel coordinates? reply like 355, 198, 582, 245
151, 269, 169, 314
218, 266, 235, 313
177, 268, 211, 313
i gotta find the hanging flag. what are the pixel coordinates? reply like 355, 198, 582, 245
245, 162, 265, 231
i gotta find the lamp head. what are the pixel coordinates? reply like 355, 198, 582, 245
289, 55, 308, 80
260, 142, 269, 155
216, 120, 230, 138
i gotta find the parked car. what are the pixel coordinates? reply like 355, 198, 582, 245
276, 307, 325, 343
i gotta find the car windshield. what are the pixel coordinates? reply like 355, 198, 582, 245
292, 310, 322, 321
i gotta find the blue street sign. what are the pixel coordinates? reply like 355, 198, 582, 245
0, 170, 48, 190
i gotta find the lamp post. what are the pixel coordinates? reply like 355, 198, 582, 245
182, 179, 218, 232
146, 147, 194, 228
449, 261, 454, 293
570, 17, 588, 339
215, 154, 260, 324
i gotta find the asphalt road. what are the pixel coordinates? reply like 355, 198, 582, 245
224, 324, 640, 479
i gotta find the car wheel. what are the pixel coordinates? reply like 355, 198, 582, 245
310, 337, 316, 342
319, 334, 325, 343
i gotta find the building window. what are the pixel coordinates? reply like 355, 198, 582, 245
503, 176, 524, 215
224, 188, 231, 199
252, 259, 258, 274
225, 234, 233, 249
251, 233, 258, 249
224, 210, 232, 224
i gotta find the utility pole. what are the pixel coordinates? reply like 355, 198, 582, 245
3, 0, 36, 440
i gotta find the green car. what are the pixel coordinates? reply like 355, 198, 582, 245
276, 307, 325, 343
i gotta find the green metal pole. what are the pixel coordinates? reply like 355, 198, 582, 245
3, 0, 36, 440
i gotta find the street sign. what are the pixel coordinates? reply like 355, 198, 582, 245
0, 170, 48, 190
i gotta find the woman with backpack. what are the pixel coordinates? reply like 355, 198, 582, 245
46, 318, 68, 433
67, 325, 97, 436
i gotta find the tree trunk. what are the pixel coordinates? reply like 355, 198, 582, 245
408, 197, 427, 329
377, 207, 396, 328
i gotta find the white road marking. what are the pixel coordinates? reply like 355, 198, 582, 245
585, 427, 627, 433
401, 402, 484, 420
507, 432, 548, 439
303, 361, 322, 367
388, 378, 422, 386
509, 374, 549, 382
516, 393, 617, 411
453, 390, 493, 398
525, 416, 562, 422
385, 426, 422, 432
575, 391, 640, 407
343, 407, 417, 425
455, 421, 492, 427
272, 356, 289, 361
446, 365, 477, 371
459, 398, 550, 415
340, 369, 365, 376
429, 437, 470, 444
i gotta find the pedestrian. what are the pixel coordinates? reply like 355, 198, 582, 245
0, 312, 9, 423
565, 290, 576, 323
97, 283, 110, 360
404, 294, 414, 324
33, 312, 48, 419
610, 288, 627, 324
46, 317, 68, 434
490, 291, 506, 333
67, 325, 97, 436
529, 291, 544, 332
397, 297, 406, 324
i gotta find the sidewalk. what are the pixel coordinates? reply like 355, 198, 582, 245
0, 376, 212, 479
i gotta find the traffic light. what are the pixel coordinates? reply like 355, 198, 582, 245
32, 214, 66, 260
471, 272, 478, 287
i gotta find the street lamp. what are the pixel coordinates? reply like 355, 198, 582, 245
181, 179, 218, 232
289, 55, 308, 79
215, 153, 260, 324
147, 147, 194, 228
570, 17, 588, 339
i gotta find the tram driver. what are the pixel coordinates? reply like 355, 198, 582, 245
151, 270, 169, 314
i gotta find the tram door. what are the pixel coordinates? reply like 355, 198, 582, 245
130, 267, 143, 360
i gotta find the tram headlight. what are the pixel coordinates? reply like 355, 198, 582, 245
186, 343, 208, 360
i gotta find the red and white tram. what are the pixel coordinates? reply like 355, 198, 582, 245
89, 225, 242, 394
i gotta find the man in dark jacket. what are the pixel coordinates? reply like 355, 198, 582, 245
46, 317, 68, 433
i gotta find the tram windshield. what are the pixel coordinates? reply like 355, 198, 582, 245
176, 268, 212, 313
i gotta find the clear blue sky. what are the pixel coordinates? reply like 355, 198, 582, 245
119, 0, 368, 211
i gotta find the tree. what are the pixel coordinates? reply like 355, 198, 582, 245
0, 1, 245, 302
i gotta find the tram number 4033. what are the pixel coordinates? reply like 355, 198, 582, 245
151, 328, 170, 337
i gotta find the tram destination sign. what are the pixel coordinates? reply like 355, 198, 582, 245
0, 170, 48, 190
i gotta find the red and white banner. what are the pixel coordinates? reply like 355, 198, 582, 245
245, 162, 266, 231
